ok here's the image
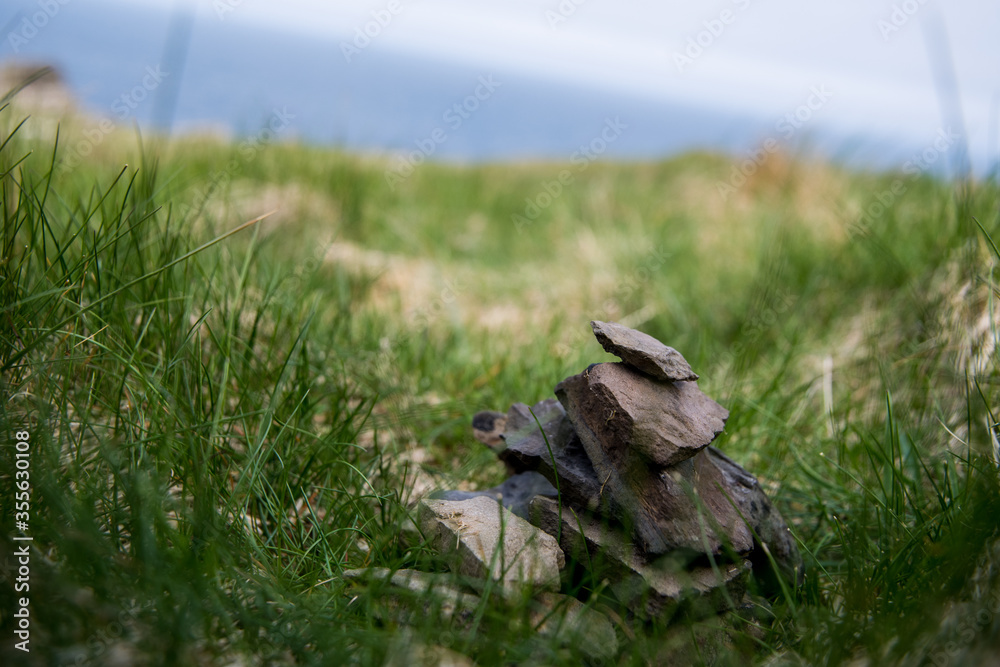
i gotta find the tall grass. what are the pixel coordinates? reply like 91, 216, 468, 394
0, 105, 414, 665
2, 96, 1000, 665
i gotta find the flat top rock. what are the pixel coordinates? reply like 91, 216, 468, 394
419, 496, 564, 592
591, 320, 698, 382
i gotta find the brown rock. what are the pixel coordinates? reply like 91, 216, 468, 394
529, 496, 750, 620
554, 362, 734, 556
591, 320, 698, 382
552, 363, 768, 556
553, 355, 800, 581
519, 421, 800, 578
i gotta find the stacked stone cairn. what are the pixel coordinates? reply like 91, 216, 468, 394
347, 321, 801, 660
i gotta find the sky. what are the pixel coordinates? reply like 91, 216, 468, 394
117, 0, 999, 163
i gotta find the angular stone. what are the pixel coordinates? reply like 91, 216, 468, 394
638, 447, 759, 555
529, 496, 625, 562
591, 320, 698, 382
500, 398, 566, 449
419, 496, 564, 591
428, 471, 557, 520
556, 362, 727, 470
623, 559, 751, 622
497, 399, 605, 512
555, 364, 733, 555
521, 430, 800, 579
502, 399, 550, 434
625, 445, 800, 573
529, 496, 750, 620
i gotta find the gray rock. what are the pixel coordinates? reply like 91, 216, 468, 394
499, 398, 566, 451
591, 320, 698, 382
502, 399, 547, 434
706, 447, 803, 588
518, 434, 801, 584
631, 447, 759, 555
529, 496, 750, 620
419, 496, 565, 591
428, 471, 557, 520
497, 399, 605, 512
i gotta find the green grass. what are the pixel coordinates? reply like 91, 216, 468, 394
2, 97, 1000, 666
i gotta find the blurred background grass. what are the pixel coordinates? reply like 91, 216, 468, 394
2, 93, 1000, 665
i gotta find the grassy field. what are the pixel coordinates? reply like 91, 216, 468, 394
2, 94, 1000, 666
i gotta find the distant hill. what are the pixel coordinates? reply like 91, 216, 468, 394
0, 62, 76, 114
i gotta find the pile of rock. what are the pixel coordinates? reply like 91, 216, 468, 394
348, 321, 800, 658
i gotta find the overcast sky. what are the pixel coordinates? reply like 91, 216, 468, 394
112, 0, 997, 156
6, 0, 994, 160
